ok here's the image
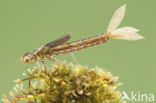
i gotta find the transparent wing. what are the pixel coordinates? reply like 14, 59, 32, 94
45, 33, 71, 48
40, 33, 71, 54
107, 4, 126, 33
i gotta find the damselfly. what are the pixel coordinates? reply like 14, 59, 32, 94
21, 4, 144, 64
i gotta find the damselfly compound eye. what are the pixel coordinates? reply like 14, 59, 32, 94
25, 59, 29, 63
21, 57, 30, 64
21, 52, 35, 64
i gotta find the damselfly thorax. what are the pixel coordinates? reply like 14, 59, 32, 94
21, 4, 144, 64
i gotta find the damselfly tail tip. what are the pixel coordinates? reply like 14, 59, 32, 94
67, 32, 72, 36
123, 4, 126, 7
111, 33, 145, 40
120, 4, 126, 10
106, 4, 145, 41
109, 27, 145, 40
107, 4, 126, 33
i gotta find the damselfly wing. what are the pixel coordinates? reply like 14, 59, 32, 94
39, 34, 71, 54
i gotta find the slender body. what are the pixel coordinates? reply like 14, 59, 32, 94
21, 4, 144, 64
49, 33, 109, 56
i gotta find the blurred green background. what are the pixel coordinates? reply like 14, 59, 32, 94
0, 0, 155, 102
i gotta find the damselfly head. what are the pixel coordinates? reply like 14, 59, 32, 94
21, 52, 36, 64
